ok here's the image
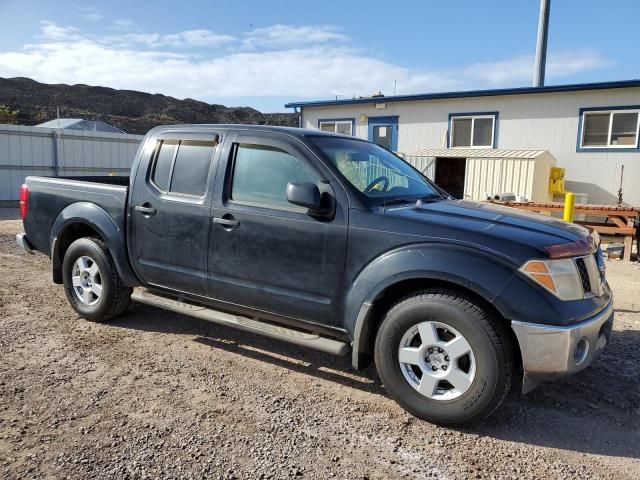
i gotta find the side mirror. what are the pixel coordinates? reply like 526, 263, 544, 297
286, 182, 322, 211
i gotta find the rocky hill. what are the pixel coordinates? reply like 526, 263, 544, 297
0, 77, 297, 134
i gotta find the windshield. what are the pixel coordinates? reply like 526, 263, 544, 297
309, 136, 443, 204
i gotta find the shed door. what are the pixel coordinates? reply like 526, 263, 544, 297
435, 157, 466, 199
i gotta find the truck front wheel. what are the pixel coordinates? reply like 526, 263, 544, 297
374, 290, 513, 425
62, 238, 132, 322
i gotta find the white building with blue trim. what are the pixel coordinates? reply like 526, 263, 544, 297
286, 80, 640, 206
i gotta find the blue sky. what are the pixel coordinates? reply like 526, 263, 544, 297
0, 0, 638, 112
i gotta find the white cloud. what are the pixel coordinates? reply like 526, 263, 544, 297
0, 21, 611, 106
40, 21, 82, 41
243, 24, 348, 49
460, 52, 612, 86
79, 13, 103, 22
112, 18, 136, 30
162, 30, 236, 47
76, 6, 103, 22
106, 30, 235, 48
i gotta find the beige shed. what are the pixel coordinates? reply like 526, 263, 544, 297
406, 148, 557, 203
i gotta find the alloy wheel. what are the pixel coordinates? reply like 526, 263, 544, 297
398, 321, 476, 400
71, 255, 103, 306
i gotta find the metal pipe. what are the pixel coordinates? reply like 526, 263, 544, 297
51, 131, 60, 177
533, 0, 550, 87
563, 192, 575, 222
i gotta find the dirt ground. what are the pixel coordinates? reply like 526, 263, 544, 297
1, 207, 639, 479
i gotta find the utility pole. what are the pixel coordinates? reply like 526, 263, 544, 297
533, 0, 550, 87
53, 106, 61, 177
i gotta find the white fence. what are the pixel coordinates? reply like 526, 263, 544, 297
404, 155, 436, 180
0, 125, 144, 201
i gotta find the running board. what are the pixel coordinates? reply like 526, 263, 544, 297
131, 288, 350, 356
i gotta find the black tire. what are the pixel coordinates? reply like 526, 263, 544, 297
62, 237, 132, 322
374, 289, 513, 425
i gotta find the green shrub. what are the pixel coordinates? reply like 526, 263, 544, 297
0, 105, 18, 124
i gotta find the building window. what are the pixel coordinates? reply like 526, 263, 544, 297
318, 119, 354, 136
580, 109, 639, 149
449, 114, 497, 148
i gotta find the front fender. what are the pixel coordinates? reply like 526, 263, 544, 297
343, 244, 518, 369
51, 202, 139, 286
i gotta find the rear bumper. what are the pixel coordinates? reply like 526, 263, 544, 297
16, 233, 35, 255
511, 299, 614, 393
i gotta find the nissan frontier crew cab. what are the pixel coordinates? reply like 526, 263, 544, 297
17, 125, 614, 425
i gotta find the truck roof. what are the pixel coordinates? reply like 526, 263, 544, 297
149, 124, 349, 139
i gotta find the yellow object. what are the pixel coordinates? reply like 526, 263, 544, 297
549, 167, 566, 194
563, 192, 575, 222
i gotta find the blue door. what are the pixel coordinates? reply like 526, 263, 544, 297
368, 116, 398, 151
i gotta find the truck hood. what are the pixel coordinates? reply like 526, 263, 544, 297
383, 199, 588, 258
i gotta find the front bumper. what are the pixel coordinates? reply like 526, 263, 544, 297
511, 299, 614, 393
16, 233, 35, 255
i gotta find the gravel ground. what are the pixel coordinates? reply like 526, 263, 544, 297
1, 207, 639, 479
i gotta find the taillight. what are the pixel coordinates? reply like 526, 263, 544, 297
19, 184, 28, 219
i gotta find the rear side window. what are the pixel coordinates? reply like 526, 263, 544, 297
151, 141, 177, 191
149, 139, 216, 196
231, 143, 318, 208
170, 141, 216, 196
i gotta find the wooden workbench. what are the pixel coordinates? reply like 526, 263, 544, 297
490, 201, 639, 262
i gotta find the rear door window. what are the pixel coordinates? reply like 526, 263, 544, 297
170, 141, 216, 196
151, 140, 178, 191
149, 139, 217, 196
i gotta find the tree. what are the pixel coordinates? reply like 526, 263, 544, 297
0, 105, 18, 124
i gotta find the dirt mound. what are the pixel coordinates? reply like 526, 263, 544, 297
0, 77, 297, 134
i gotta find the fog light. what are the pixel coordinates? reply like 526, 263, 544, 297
574, 338, 589, 365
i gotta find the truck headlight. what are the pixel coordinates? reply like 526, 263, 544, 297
520, 259, 584, 301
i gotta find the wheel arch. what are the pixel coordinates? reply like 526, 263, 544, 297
345, 246, 521, 371
51, 202, 139, 287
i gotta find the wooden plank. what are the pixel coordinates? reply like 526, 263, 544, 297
574, 223, 635, 235
624, 234, 633, 262
493, 200, 639, 214
609, 216, 628, 228
625, 217, 635, 262
574, 209, 638, 218
499, 204, 639, 218
508, 205, 556, 212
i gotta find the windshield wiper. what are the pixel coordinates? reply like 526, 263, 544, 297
381, 197, 416, 206
418, 194, 445, 202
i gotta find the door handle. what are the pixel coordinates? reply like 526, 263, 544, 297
213, 216, 239, 227
135, 204, 157, 216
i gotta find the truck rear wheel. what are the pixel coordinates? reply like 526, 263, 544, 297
374, 289, 513, 425
62, 238, 132, 322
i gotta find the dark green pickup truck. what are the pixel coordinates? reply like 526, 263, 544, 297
17, 125, 613, 424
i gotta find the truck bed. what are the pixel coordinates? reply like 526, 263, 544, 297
57, 175, 130, 187
23, 175, 129, 255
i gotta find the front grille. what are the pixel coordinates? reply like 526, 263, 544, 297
575, 257, 592, 294
573, 253, 604, 298
595, 248, 606, 280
